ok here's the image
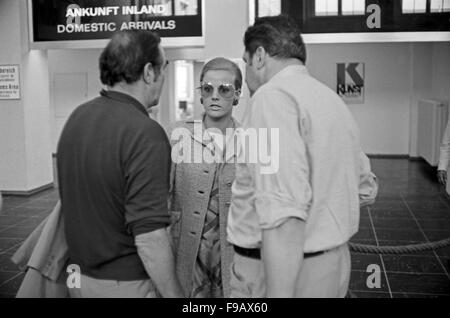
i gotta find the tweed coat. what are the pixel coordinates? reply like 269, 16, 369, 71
167, 117, 238, 298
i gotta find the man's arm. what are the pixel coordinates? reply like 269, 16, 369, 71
262, 218, 306, 298
135, 229, 184, 298
123, 125, 182, 297
358, 150, 378, 207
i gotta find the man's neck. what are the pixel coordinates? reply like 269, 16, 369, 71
108, 82, 147, 109
265, 59, 304, 84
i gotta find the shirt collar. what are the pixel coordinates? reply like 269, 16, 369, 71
100, 89, 149, 117
270, 64, 309, 82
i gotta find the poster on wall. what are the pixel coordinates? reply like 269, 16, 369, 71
0, 65, 20, 100
29, 0, 204, 49
337, 62, 365, 104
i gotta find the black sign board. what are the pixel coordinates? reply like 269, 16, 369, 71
30, 0, 203, 48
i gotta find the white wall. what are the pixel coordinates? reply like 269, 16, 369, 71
0, 0, 53, 192
307, 43, 413, 155
0, 0, 28, 190
48, 49, 103, 152
45, 0, 450, 157
431, 42, 450, 103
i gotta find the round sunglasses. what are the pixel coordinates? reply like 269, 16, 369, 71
198, 82, 237, 99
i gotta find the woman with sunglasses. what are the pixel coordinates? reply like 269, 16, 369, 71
168, 57, 242, 298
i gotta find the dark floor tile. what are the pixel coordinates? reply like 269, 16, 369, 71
407, 201, 450, 211
0, 272, 19, 285
352, 228, 376, 241
371, 217, 419, 230
440, 195, 450, 207
375, 194, 403, 201
370, 208, 412, 219
371, 201, 408, 210
0, 273, 24, 295
404, 194, 450, 202
0, 255, 21, 273
422, 230, 450, 242
438, 257, 450, 273
0, 207, 50, 218
350, 270, 390, 293
0, 216, 28, 227
350, 291, 391, 298
0, 226, 37, 239
1, 196, 33, 206
375, 228, 427, 242
417, 219, 450, 231
387, 273, 450, 294
19, 200, 56, 209
349, 239, 378, 246
3, 242, 23, 256
382, 255, 445, 274
392, 292, 450, 298
359, 217, 371, 228
360, 207, 369, 218
16, 217, 45, 228
412, 209, 450, 220
351, 253, 382, 271
436, 246, 450, 258
0, 238, 23, 252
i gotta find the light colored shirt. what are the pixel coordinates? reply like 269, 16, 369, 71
227, 65, 378, 253
438, 120, 450, 172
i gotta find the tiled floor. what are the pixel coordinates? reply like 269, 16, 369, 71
0, 158, 449, 298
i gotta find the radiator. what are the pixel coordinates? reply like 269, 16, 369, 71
417, 99, 449, 166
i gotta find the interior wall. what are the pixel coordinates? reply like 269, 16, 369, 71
45, 0, 450, 156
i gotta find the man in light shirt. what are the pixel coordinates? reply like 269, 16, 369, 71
227, 16, 378, 298
437, 119, 450, 194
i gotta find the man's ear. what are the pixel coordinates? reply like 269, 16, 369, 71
143, 62, 156, 84
255, 46, 266, 70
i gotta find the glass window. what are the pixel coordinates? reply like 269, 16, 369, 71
315, 0, 339, 16
258, 0, 281, 17
431, 0, 450, 12
174, 60, 194, 122
342, 0, 366, 15
402, 0, 427, 13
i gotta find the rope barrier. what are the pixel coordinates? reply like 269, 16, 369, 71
349, 238, 450, 254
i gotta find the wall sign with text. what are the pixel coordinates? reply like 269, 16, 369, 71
337, 63, 365, 104
29, 0, 204, 49
0, 65, 20, 100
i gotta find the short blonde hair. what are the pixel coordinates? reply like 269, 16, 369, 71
200, 57, 243, 90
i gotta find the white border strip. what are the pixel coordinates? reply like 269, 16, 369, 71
302, 32, 450, 44
28, 0, 205, 50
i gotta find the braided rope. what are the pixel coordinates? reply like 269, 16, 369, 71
349, 238, 450, 254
